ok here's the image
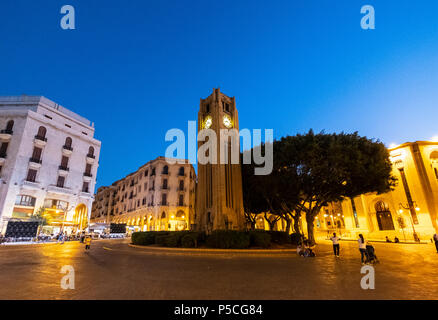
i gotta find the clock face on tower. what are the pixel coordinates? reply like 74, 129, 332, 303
223, 115, 233, 128
204, 116, 212, 129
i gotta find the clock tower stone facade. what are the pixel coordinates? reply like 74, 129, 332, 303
195, 88, 245, 232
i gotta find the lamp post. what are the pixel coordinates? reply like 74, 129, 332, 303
398, 201, 420, 242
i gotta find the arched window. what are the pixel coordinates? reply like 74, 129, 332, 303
162, 165, 168, 174
87, 146, 95, 157
36, 126, 47, 139
5, 120, 14, 133
161, 211, 166, 219
375, 201, 395, 231
64, 137, 72, 149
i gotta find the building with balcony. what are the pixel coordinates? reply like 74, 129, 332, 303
0, 96, 101, 236
90, 156, 196, 232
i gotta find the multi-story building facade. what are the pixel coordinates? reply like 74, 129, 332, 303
91, 156, 196, 232
310, 140, 438, 241
0, 96, 101, 236
256, 140, 438, 242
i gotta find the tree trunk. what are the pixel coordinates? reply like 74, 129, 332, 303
268, 221, 276, 231
306, 215, 316, 245
293, 216, 300, 234
284, 217, 292, 234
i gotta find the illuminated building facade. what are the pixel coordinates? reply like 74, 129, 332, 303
90, 157, 196, 232
0, 96, 101, 235
308, 140, 438, 241
249, 140, 438, 242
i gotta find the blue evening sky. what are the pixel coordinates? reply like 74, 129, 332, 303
1, 0, 437, 188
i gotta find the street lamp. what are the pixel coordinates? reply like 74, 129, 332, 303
399, 201, 420, 242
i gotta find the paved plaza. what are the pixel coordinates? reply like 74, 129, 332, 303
0, 239, 437, 300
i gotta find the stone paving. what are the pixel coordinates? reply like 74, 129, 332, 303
0, 238, 437, 300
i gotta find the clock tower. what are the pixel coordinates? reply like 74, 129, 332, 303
195, 88, 245, 232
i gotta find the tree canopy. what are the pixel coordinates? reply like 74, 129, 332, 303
241, 130, 397, 244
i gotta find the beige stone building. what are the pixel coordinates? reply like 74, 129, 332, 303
256, 140, 438, 242
91, 156, 196, 232
309, 140, 438, 241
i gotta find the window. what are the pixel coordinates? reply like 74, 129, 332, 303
179, 180, 184, 191
65, 124, 71, 128
26, 169, 37, 182
60, 156, 69, 170
44, 199, 68, 210
162, 165, 168, 174
36, 126, 47, 140
82, 132, 88, 135
82, 182, 89, 193
206, 104, 210, 113
85, 163, 92, 176
151, 167, 156, 176
64, 137, 73, 150
0, 142, 8, 158
56, 176, 65, 188
161, 193, 167, 206
179, 194, 184, 206
87, 146, 95, 158
178, 167, 185, 176
15, 195, 36, 207
144, 170, 148, 177
2, 120, 14, 134
31, 147, 42, 162
44, 115, 52, 120
162, 179, 168, 189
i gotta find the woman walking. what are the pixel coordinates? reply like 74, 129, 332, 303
358, 234, 368, 264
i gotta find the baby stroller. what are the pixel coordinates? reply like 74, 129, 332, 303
366, 244, 379, 264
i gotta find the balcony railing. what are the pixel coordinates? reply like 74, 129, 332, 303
0, 129, 13, 135
34, 135, 47, 142
59, 166, 70, 171
29, 157, 42, 164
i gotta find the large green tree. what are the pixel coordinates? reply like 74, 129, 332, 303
242, 131, 396, 244
278, 131, 396, 244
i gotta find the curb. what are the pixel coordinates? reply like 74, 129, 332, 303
128, 244, 297, 254
322, 239, 430, 245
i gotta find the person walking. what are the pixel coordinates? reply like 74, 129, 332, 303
57, 231, 64, 244
358, 234, 368, 264
433, 233, 438, 253
330, 232, 341, 257
84, 235, 92, 251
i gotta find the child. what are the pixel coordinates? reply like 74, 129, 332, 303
84, 235, 92, 251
